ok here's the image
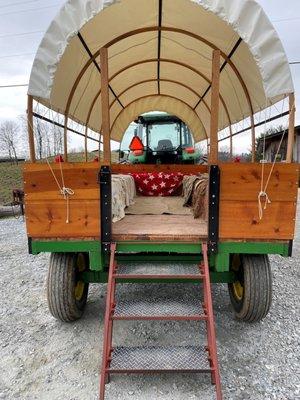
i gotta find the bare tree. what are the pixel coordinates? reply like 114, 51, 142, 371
0, 120, 20, 164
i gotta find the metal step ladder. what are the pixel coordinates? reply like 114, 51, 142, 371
99, 243, 222, 400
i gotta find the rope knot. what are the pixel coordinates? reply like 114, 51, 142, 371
46, 158, 75, 224
258, 191, 271, 220
60, 187, 75, 199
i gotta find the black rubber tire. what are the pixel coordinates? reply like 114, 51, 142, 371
47, 253, 89, 322
228, 254, 272, 322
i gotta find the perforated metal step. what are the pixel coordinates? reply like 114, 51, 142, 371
113, 285, 205, 320
113, 297, 205, 320
114, 262, 202, 279
108, 346, 211, 372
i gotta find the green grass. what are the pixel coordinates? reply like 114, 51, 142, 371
0, 162, 24, 205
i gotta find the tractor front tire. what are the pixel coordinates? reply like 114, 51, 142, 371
47, 253, 89, 322
228, 254, 272, 322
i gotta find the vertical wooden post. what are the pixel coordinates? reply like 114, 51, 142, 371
99, 134, 102, 160
251, 115, 255, 162
209, 50, 220, 164
63, 116, 68, 162
229, 125, 233, 160
100, 47, 111, 165
287, 93, 296, 163
27, 95, 36, 163
84, 126, 88, 162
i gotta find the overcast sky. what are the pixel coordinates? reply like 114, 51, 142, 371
0, 0, 299, 154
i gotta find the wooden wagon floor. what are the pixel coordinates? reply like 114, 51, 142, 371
112, 215, 208, 242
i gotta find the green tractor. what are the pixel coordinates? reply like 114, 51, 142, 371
122, 113, 201, 164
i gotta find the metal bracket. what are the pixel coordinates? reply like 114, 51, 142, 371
28, 237, 33, 254
98, 166, 112, 255
288, 240, 293, 257
208, 165, 220, 255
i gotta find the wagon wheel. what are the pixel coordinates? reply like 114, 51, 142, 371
47, 253, 89, 322
228, 254, 272, 322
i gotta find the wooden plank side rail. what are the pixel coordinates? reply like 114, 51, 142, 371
23, 162, 298, 241
219, 163, 299, 240
23, 162, 101, 238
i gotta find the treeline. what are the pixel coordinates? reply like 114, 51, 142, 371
0, 117, 64, 164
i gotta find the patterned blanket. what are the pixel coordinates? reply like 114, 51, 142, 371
182, 174, 209, 219
130, 172, 184, 196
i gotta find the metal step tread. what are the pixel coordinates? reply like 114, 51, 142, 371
109, 346, 211, 372
113, 296, 205, 319
114, 262, 202, 278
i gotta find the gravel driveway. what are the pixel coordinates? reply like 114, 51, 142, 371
0, 202, 299, 400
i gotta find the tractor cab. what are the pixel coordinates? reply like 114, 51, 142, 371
125, 113, 200, 164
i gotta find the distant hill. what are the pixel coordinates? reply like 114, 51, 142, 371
0, 161, 24, 205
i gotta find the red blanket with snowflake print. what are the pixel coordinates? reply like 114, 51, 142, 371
130, 172, 184, 196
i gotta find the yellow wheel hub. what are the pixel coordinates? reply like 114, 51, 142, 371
232, 281, 244, 301
74, 254, 86, 301
231, 254, 244, 301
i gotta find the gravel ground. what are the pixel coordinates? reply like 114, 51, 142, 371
0, 202, 299, 400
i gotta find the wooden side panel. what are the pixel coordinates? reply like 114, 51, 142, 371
219, 163, 299, 240
23, 163, 100, 238
26, 200, 100, 238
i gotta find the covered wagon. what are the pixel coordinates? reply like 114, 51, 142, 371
23, 1, 298, 398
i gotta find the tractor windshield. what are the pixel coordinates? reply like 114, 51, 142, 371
148, 122, 180, 151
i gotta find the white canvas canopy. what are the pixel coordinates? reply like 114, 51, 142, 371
28, 0, 294, 143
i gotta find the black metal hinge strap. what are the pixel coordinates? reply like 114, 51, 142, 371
208, 165, 220, 255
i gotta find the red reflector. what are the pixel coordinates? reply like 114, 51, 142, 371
54, 155, 64, 163
185, 147, 195, 154
129, 136, 144, 151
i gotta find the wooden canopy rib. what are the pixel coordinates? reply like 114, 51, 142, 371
77, 32, 124, 109
110, 94, 208, 139
108, 58, 232, 131
109, 79, 211, 113
84, 62, 231, 142
63, 26, 254, 146
105, 26, 255, 121
86, 79, 211, 143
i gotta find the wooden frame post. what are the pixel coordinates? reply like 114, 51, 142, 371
287, 93, 296, 163
100, 47, 111, 164
251, 115, 255, 162
27, 95, 36, 163
209, 50, 220, 164
63, 116, 68, 162
84, 126, 88, 162
99, 134, 102, 160
229, 125, 233, 160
